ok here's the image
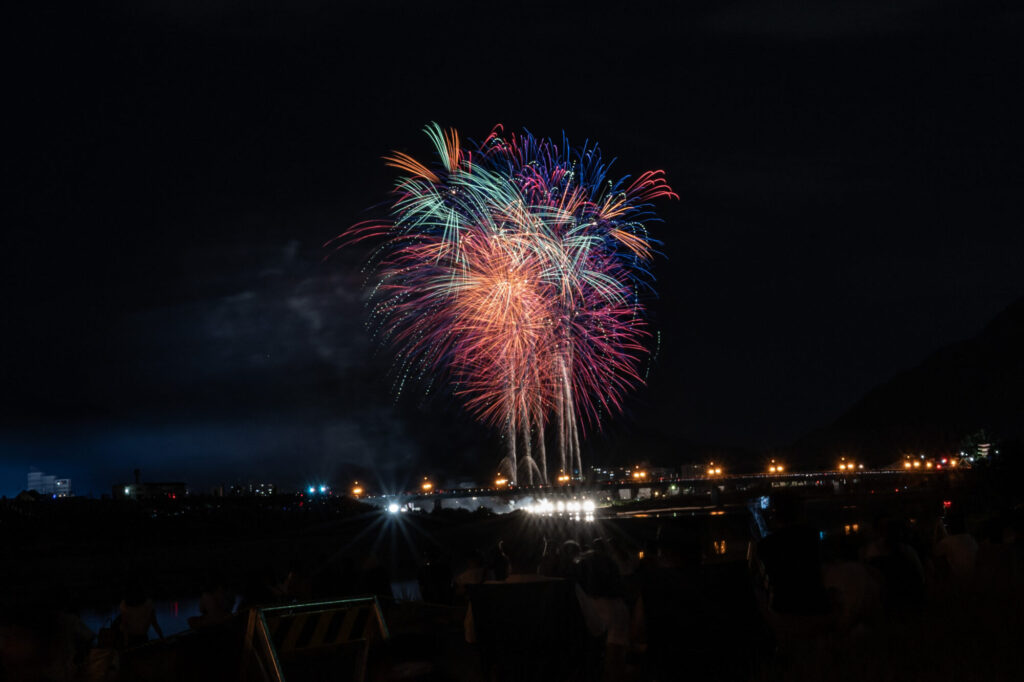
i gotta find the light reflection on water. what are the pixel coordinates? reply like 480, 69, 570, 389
81, 597, 199, 639
80, 584, 419, 639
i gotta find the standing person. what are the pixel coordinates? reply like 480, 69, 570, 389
575, 550, 630, 681
865, 517, 925, 617
754, 495, 829, 616
118, 581, 163, 647
933, 512, 979, 581
634, 524, 711, 680
454, 550, 486, 599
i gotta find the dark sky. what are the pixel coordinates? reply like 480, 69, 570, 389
4, 1, 1023, 495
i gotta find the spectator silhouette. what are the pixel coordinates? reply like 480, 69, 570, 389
755, 495, 829, 616
557, 540, 582, 580
237, 568, 279, 611
865, 517, 925, 617
189, 571, 234, 629
575, 550, 630, 681
465, 538, 582, 681
359, 553, 393, 600
118, 580, 163, 647
491, 540, 511, 581
933, 511, 978, 581
454, 550, 486, 599
283, 559, 313, 602
822, 533, 880, 634
635, 523, 711, 680
49, 587, 95, 680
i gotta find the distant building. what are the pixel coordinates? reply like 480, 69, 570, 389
229, 482, 277, 496
55, 479, 72, 498
113, 480, 186, 500
27, 468, 70, 497
678, 463, 707, 479
589, 466, 630, 482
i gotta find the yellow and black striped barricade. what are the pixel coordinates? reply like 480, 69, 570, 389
243, 596, 389, 682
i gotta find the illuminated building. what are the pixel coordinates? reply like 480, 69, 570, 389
113, 472, 186, 500
26, 469, 72, 498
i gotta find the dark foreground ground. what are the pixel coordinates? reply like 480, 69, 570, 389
2, 470, 1023, 681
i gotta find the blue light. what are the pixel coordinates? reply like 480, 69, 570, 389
308, 486, 315, 494
319, 485, 327, 493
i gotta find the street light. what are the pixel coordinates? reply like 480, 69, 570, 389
351, 482, 364, 497
421, 478, 434, 493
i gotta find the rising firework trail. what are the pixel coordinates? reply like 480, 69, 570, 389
336, 124, 676, 485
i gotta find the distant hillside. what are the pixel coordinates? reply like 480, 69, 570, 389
794, 297, 1024, 466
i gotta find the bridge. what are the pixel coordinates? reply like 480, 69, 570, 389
361, 468, 949, 514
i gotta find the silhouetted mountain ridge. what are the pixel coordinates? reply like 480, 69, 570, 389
794, 297, 1024, 465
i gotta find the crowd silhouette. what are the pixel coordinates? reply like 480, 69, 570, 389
2, 493, 1022, 681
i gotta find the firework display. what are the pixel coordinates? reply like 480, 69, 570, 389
339, 124, 675, 484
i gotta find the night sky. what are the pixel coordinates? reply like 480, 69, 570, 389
5, 1, 1023, 495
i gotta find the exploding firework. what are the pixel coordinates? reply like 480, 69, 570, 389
337, 123, 675, 485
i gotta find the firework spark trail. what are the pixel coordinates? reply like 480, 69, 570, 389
336, 123, 675, 485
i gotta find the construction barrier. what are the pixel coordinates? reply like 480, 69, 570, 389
243, 597, 389, 682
